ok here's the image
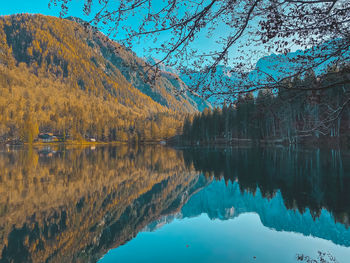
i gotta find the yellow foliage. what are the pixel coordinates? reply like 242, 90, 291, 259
0, 14, 189, 142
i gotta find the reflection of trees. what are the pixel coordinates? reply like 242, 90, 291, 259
0, 145, 202, 263
2, 145, 348, 262
183, 147, 350, 226
296, 251, 338, 263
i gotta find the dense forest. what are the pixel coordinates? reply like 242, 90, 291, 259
182, 64, 350, 145
0, 14, 208, 144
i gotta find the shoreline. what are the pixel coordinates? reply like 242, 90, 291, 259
2, 137, 349, 150
173, 136, 350, 149
1, 140, 167, 147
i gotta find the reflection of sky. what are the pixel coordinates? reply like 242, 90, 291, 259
99, 213, 350, 263
99, 178, 350, 263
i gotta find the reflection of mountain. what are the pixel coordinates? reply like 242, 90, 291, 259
183, 147, 350, 226
142, 147, 350, 248
0, 146, 204, 263
180, 180, 350, 247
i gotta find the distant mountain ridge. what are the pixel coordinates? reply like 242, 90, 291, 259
177, 41, 350, 104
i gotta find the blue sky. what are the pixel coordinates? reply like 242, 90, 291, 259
1, 0, 67, 17
0, 0, 266, 65
1, 0, 299, 69
0, 0, 89, 18
0, 1, 144, 56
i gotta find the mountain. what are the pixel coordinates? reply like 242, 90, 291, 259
179, 40, 350, 104
139, 60, 251, 106
0, 14, 208, 142
145, 57, 180, 75
179, 65, 242, 105
145, 56, 212, 111
250, 39, 350, 85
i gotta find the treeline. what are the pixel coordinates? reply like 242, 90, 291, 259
183, 64, 350, 145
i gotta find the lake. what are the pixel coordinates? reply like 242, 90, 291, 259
0, 145, 349, 262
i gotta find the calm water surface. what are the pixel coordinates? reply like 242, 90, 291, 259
0, 145, 349, 263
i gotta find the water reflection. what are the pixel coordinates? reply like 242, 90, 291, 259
0, 145, 349, 262
0, 145, 204, 263
181, 180, 350, 247
183, 147, 350, 226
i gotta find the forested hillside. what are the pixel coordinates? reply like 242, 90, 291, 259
0, 14, 205, 143
182, 64, 350, 145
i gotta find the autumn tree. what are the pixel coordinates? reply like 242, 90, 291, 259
21, 112, 39, 144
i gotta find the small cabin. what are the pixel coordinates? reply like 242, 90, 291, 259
38, 133, 57, 142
